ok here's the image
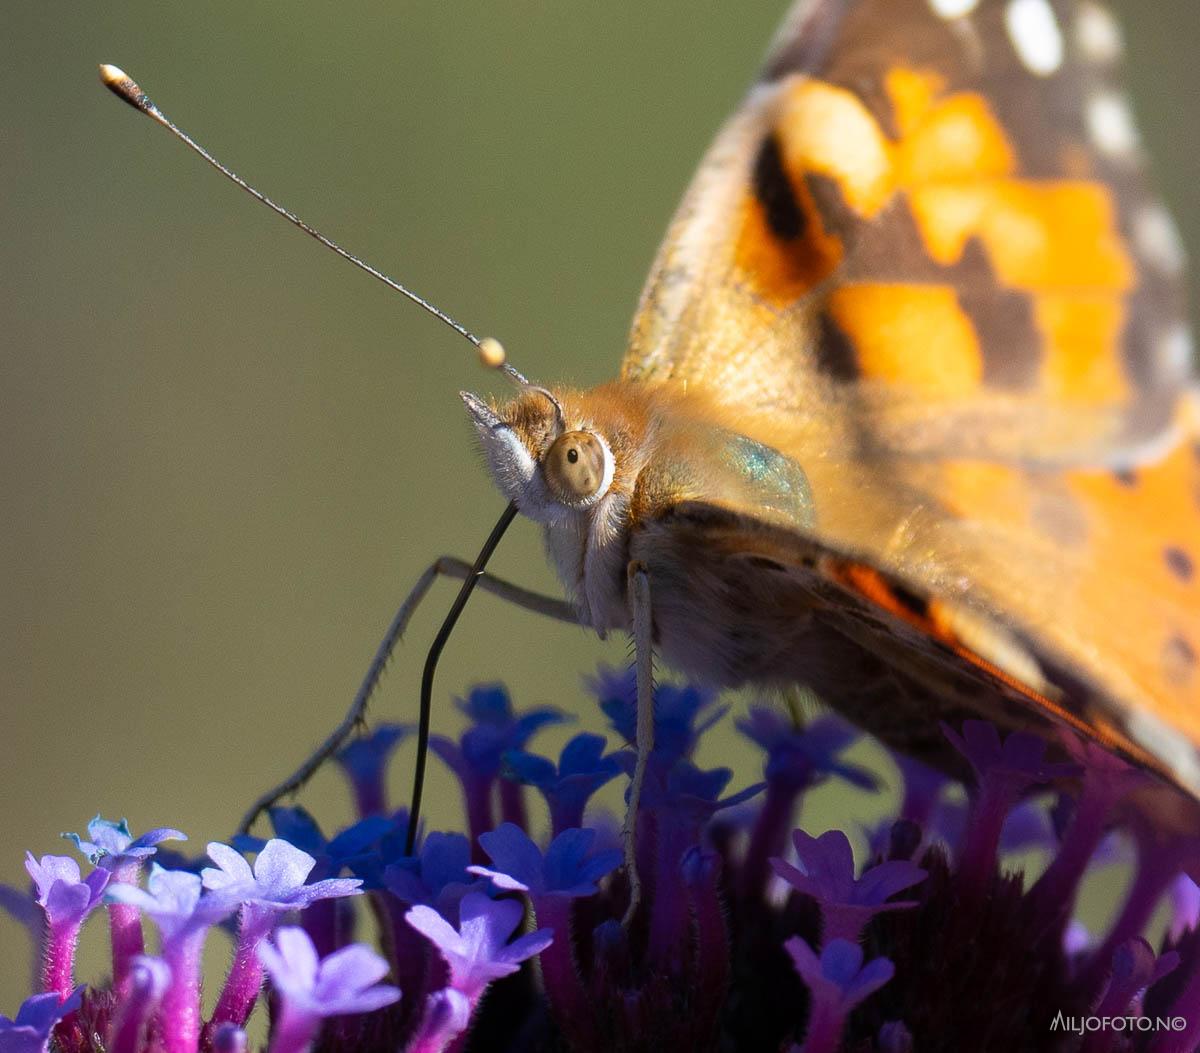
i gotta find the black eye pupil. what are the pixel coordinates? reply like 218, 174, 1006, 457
567, 448, 579, 464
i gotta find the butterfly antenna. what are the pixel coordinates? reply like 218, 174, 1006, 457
98, 63, 519, 379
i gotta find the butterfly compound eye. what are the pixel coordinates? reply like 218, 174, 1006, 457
544, 430, 611, 505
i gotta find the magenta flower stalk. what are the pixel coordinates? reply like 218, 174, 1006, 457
106, 867, 237, 1053
23, 854, 109, 1001
256, 927, 400, 1053
200, 839, 363, 1033
63, 817, 185, 998
107, 957, 170, 1053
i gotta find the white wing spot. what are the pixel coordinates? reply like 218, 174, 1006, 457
1005, 0, 1065, 76
929, 0, 980, 17
1075, 2, 1123, 63
1086, 91, 1141, 157
1156, 324, 1195, 380
1133, 203, 1188, 276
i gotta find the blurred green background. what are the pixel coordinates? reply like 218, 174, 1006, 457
2, 0, 1198, 1010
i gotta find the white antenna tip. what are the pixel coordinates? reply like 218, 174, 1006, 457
99, 63, 129, 87
478, 336, 507, 370
99, 63, 153, 113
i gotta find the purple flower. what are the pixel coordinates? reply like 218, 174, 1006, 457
786, 938, 894, 1053
258, 927, 400, 1053
503, 733, 619, 834
25, 853, 110, 999
336, 723, 410, 818
0, 987, 83, 1053
405, 891, 552, 1000
201, 839, 363, 909
772, 829, 926, 944
62, 816, 186, 869
738, 711, 876, 899
436, 685, 565, 780
942, 721, 1079, 795
24, 854, 109, 930
200, 839, 362, 1033
258, 926, 401, 1015
470, 824, 621, 901
941, 721, 1078, 895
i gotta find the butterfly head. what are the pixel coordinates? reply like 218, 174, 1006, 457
461, 387, 618, 524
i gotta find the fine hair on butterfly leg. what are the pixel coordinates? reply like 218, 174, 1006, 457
622, 561, 656, 929
236, 519, 579, 835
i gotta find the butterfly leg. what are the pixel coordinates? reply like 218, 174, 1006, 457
622, 560, 655, 928
237, 555, 578, 833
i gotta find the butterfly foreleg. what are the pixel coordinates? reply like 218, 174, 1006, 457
237, 555, 578, 834
622, 560, 655, 929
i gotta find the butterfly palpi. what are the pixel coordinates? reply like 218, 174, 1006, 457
102, 0, 1200, 889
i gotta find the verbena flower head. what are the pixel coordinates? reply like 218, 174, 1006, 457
5, 669, 1200, 1052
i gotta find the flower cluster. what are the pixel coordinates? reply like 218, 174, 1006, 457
3, 670, 1200, 1052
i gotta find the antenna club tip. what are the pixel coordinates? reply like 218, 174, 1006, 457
477, 336, 507, 370
99, 63, 150, 110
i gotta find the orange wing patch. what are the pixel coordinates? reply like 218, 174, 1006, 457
731, 65, 1138, 408
826, 284, 982, 396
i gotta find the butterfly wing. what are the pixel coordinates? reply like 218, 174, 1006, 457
622, 0, 1200, 792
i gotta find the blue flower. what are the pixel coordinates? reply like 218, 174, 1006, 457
62, 816, 186, 869
591, 666, 724, 764
470, 824, 621, 901
335, 724, 410, 817
432, 684, 565, 783
383, 831, 489, 921
503, 733, 619, 833
737, 710, 876, 791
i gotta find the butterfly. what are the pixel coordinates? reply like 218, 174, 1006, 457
455, 0, 1200, 826
102, 0, 1200, 843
